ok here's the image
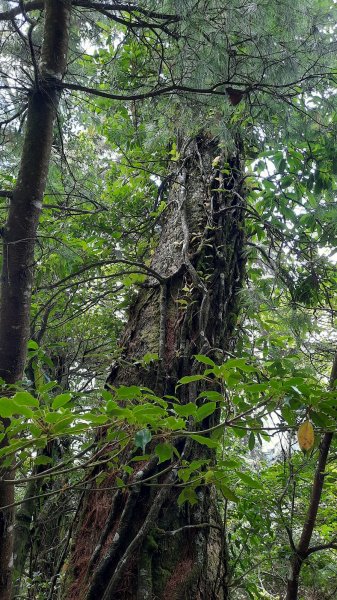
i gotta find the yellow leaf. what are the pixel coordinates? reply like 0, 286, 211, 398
297, 420, 314, 451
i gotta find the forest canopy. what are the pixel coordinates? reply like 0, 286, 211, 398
0, 1, 337, 599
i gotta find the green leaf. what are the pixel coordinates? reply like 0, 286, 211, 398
15, 404, 34, 418
0, 398, 34, 418
164, 416, 186, 430
142, 352, 159, 365
177, 487, 199, 506
102, 389, 113, 402
155, 442, 173, 464
198, 391, 223, 401
13, 392, 39, 408
28, 423, 42, 437
243, 383, 269, 393
108, 406, 133, 420
52, 393, 72, 410
79, 414, 108, 425
116, 385, 142, 400
0, 398, 17, 418
106, 399, 118, 412
248, 432, 255, 451
190, 434, 218, 448
53, 416, 75, 433
134, 428, 152, 453
195, 402, 217, 422
173, 402, 196, 417
281, 405, 296, 426
39, 381, 58, 393
45, 413, 63, 424
218, 483, 239, 503
27, 340, 39, 350
178, 375, 205, 385
224, 358, 257, 373
34, 455, 53, 466
194, 354, 216, 367
232, 427, 247, 439
133, 404, 165, 419
237, 472, 263, 489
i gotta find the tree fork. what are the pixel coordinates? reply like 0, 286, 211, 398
0, 2, 72, 598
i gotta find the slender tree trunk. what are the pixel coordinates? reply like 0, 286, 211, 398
13, 356, 72, 593
13, 441, 65, 597
285, 353, 337, 600
0, 3, 71, 598
64, 134, 246, 599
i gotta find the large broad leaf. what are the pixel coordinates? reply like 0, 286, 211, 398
133, 404, 166, 419
177, 487, 199, 506
0, 398, 34, 418
195, 402, 217, 422
190, 434, 218, 448
52, 393, 72, 410
178, 375, 206, 385
115, 385, 142, 400
198, 391, 223, 401
13, 392, 39, 407
27, 340, 39, 350
0, 398, 18, 418
237, 472, 263, 489
134, 428, 152, 453
223, 358, 257, 372
218, 483, 239, 503
194, 354, 216, 367
155, 442, 173, 464
53, 416, 75, 434
173, 402, 196, 417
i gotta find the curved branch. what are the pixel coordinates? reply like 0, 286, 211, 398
0, 0, 178, 23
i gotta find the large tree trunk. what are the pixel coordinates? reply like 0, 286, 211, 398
64, 133, 246, 600
0, 3, 71, 598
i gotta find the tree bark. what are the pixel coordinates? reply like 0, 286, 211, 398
285, 352, 337, 600
64, 133, 246, 600
0, 2, 71, 598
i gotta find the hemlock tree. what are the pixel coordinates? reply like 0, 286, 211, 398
0, 0, 336, 599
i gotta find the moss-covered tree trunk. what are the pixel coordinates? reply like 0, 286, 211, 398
65, 134, 246, 600
0, 2, 71, 598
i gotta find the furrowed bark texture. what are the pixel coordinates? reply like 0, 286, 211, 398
0, 2, 71, 598
285, 352, 337, 600
64, 134, 246, 600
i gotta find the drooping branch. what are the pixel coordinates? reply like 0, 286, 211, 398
0, 0, 179, 26
59, 80, 234, 102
